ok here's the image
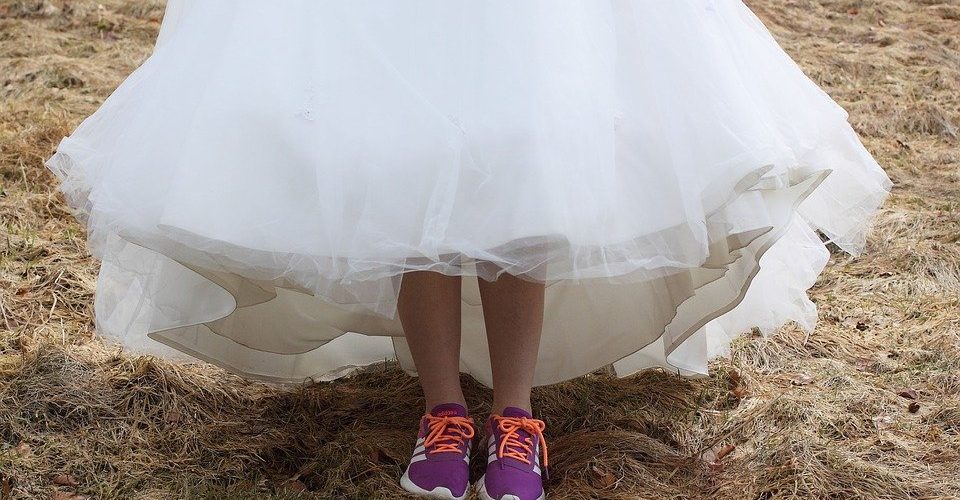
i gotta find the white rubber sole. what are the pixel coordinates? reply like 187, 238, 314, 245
400, 469, 468, 500
475, 474, 546, 500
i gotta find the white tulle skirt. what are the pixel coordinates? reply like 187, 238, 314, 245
48, 0, 891, 386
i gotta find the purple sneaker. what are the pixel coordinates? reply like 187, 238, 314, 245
477, 407, 548, 500
400, 403, 475, 499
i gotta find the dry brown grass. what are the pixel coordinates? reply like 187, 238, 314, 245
1, 0, 959, 498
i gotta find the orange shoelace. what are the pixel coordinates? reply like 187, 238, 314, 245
423, 415, 476, 454
495, 416, 549, 470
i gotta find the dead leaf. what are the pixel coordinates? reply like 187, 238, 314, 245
729, 385, 749, 400
792, 374, 815, 386
276, 479, 307, 493
702, 442, 737, 464
728, 370, 748, 400
716, 444, 736, 461
843, 317, 870, 331
52, 474, 78, 487
908, 402, 921, 413
368, 447, 399, 466
590, 466, 617, 488
897, 389, 918, 400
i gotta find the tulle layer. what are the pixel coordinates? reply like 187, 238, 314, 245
46, 0, 891, 385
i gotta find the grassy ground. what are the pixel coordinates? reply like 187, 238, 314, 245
1, 0, 959, 498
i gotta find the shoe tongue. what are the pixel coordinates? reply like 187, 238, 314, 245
501, 407, 533, 419
430, 403, 468, 418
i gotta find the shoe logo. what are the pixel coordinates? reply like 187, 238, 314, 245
434, 410, 460, 417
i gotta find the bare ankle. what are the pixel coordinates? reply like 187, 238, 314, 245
491, 400, 533, 415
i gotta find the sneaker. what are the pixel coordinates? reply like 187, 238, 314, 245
400, 403, 475, 499
476, 407, 548, 500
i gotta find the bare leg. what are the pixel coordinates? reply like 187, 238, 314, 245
478, 272, 546, 414
397, 271, 465, 413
